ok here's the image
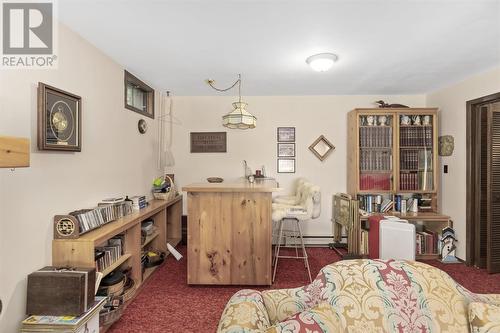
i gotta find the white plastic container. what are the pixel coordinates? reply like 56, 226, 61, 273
379, 218, 415, 260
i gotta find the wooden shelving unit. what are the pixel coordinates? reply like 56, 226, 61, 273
347, 108, 450, 259
52, 196, 183, 329
101, 253, 132, 277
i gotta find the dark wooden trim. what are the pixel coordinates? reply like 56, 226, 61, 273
124, 70, 155, 119
37, 82, 82, 152
466, 92, 500, 266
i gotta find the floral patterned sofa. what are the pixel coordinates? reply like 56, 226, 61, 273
217, 259, 500, 332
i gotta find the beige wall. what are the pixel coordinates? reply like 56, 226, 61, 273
172, 95, 426, 239
0, 24, 159, 332
426, 66, 500, 260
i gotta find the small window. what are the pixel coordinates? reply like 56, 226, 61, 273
124, 70, 154, 118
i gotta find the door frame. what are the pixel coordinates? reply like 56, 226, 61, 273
466, 92, 500, 266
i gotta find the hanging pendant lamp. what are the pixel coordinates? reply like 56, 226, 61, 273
206, 74, 256, 129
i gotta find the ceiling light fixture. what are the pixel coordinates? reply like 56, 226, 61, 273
206, 74, 256, 129
306, 53, 339, 72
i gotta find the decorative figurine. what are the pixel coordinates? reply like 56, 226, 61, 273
401, 115, 411, 126
366, 115, 375, 126
412, 115, 422, 126
378, 115, 388, 126
375, 100, 410, 108
422, 115, 431, 126
440, 227, 460, 263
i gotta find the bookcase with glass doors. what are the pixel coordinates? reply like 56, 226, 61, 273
347, 108, 451, 259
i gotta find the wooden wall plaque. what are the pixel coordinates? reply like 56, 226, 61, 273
190, 132, 227, 153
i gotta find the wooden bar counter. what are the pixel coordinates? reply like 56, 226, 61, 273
183, 179, 280, 285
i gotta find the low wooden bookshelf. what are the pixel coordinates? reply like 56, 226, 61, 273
52, 196, 182, 329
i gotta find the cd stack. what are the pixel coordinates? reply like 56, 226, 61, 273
70, 201, 133, 234
130, 196, 147, 210
95, 235, 124, 272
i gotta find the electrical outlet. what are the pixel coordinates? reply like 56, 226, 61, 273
444, 165, 448, 174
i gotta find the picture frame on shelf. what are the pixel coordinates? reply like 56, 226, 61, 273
277, 143, 295, 157
37, 82, 82, 152
277, 127, 295, 142
277, 159, 295, 173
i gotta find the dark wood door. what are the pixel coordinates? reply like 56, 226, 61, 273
487, 104, 500, 273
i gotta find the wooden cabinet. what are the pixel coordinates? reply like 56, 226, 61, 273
52, 197, 182, 322
183, 180, 279, 285
347, 108, 450, 259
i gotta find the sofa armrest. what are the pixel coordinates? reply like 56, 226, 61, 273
483, 294, 500, 306
217, 289, 271, 333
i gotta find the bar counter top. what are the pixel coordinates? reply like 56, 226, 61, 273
182, 178, 281, 193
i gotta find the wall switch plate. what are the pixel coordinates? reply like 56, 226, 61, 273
444, 165, 448, 173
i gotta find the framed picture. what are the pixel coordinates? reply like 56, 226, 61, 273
277, 159, 295, 173
277, 127, 295, 142
309, 135, 335, 161
277, 143, 295, 157
37, 83, 82, 151
190, 132, 227, 153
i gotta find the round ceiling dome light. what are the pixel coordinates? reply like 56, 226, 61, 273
306, 53, 338, 72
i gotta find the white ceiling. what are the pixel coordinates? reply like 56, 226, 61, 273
58, 0, 500, 96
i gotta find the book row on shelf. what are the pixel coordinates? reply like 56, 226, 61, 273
95, 235, 124, 272
400, 149, 433, 170
359, 174, 391, 191
69, 201, 133, 234
359, 126, 392, 148
358, 194, 433, 214
400, 171, 434, 191
400, 126, 433, 147
416, 229, 440, 255
360, 150, 392, 171
357, 228, 440, 256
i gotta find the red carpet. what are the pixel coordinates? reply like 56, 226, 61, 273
108, 246, 500, 333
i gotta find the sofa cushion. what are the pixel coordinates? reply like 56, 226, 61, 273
265, 303, 342, 333
469, 302, 500, 333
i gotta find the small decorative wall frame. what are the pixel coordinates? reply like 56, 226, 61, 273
278, 159, 295, 173
277, 143, 295, 157
438, 135, 454, 156
309, 135, 335, 161
190, 132, 227, 153
37, 83, 82, 152
277, 127, 295, 142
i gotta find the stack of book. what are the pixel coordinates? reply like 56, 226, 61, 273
21, 297, 106, 333
70, 201, 133, 234
360, 173, 392, 191
416, 229, 439, 255
359, 126, 392, 148
360, 149, 392, 171
358, 195, 393, 213
400, 126, 433, 147
130, 196, 147, 210
95, 236, 124, 272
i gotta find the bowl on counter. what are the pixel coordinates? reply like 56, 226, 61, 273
207, 177, 224, 183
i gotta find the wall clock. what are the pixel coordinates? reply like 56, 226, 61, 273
138, 119, 147, 134
37, 83, 82, 151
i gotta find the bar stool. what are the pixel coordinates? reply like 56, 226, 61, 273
272, 184, 321, 283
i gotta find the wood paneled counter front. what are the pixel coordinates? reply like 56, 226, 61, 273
183, 179, 280, 285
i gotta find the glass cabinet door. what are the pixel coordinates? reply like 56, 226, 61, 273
358, 114, 393, 191
399, 114, 434, 191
